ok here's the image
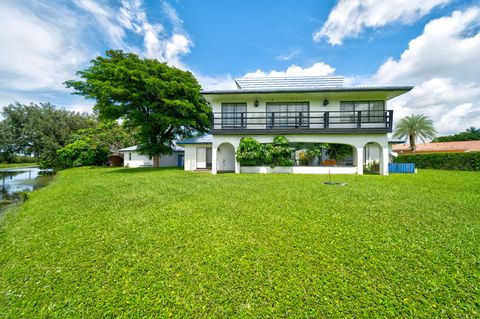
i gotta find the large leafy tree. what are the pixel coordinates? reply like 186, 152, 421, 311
0, 121, 16, 163
65, 50, 211, 167
393, 114, 437, 151
57, 121, 137, 168
0, 102, 94, 167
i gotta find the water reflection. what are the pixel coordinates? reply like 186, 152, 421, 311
1, 167, 54, 211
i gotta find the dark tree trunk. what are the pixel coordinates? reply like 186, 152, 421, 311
153, 154, 160, 167
409, 134, 416, 151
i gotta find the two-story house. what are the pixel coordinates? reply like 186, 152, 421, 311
178, 76, 412, 175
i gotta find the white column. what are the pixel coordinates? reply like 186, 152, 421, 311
233, 141, 240, 174
380, 146, 389, 176
211, 143, 217, 175
356, 147, 364, 175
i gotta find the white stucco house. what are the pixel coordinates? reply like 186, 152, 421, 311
119, 145, 184, 168
178, 76, 412, 175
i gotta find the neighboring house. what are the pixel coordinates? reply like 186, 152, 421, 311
119, 145, 184, 168
393, 141, 480, 154
180, 76, 412, 175
108, 153, 124, 167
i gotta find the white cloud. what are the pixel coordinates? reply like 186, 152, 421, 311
160, 0, 184, 31
162, 34, 192, 68
112, 0, 193, 68
243, 62, 335, 77
0, 1, 91, 91
74, 0, 131, 50
0, 0, 194, 111
315, 0, 449, 45
195, 74, 237, 91
373, 7, 480, 85
367, 7, 480, 135
276, 48, 302, 61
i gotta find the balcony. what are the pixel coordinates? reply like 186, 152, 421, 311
211, 110, 393, 134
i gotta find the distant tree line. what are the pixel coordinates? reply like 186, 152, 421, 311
0, 102, 136, 168
432, 127, 480, 142
0, 102, 94, 167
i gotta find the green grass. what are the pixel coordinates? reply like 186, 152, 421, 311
1, 168, 479, 318
0, 163, 37, 169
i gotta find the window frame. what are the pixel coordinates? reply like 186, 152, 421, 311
339, 100, 385, 123
221, 103, 247, 129
266, 102, 310, 128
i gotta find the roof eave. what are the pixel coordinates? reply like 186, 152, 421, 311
201, 86, 414, 96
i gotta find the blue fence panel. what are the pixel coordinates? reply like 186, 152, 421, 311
389, 163, 415, 173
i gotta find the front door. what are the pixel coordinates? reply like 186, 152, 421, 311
206, 147, 212, 168
196, 147, 207, 169
177, 154, 184, 167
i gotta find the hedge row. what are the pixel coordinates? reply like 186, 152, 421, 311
394, 152, 480, 171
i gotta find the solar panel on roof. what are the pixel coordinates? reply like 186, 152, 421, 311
235, 76, 344, 90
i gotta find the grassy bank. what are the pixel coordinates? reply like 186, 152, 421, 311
1, 168, 479, 317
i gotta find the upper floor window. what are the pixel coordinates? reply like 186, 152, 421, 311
266, 102, 309, 128
221, 103, 247, 128
340, 101, 385, 123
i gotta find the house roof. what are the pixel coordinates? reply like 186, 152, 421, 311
202, 76, 413, 100
392, 141, 480, 153
118, 145, 184, 152
234, 76, 345, 90
388, 139, 406, 144
177, 134, 213, 145
202, 86, 414, 94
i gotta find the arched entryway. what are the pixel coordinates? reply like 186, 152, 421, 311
217, 143, 236, 172
363, 142, 384, 174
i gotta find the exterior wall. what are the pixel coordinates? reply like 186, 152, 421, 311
122, 151, 183, 168
208, 94, 388, 113
241, 166, 357, 174
207, 92, 389, 131
217, 143, 236, 171
211, 133, 390, 175
184, 145, 197, 171
159, 152, 182, 167
203, 90, 402, 175
182, 144, 213, 171
364, 143, 381, 164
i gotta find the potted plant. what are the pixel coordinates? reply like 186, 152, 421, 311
297, 150, 310, 166
326, 144, 353, 165
364, 160, 380, 172
306, 143, 327, 166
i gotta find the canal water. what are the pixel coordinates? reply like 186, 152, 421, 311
0, 167, 54, 213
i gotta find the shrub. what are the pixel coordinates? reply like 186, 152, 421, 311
394, 152, 480, 171
236, 137, 265, 166
57, 138, 110, 168
306, 143, 327, 160
236, 136, 294, 167
268, 136, 294, 167
364, 160, 380, 172
13, 155, 36, 163
326, 144, 353, 161
298, 151, 310, 165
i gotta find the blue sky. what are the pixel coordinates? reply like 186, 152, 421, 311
0, 0, 479, 134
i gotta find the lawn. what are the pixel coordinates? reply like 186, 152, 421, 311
1, 168, 479, 318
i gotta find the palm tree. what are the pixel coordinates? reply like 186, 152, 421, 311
466, 126, 479, 135
393, 114, 437, 151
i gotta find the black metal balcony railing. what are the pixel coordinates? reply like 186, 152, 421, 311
211, 110, 393, 134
